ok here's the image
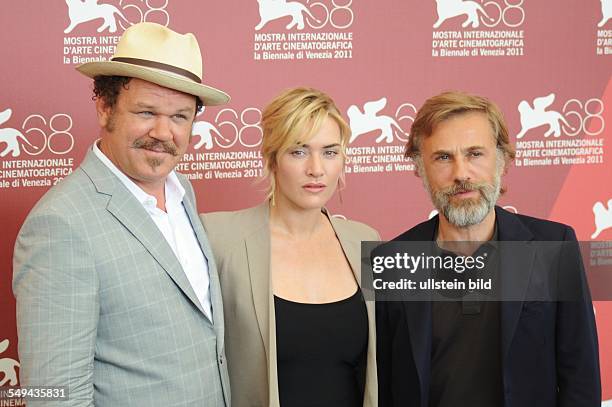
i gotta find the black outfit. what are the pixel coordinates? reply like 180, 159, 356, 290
275, 289, 368, 407
430, 232, 503, 407
376, 206, 601, 407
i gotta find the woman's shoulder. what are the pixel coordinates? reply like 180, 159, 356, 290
200, 203, 269, 240
329, 214, 381, 241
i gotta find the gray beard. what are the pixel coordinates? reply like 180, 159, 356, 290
435, 180, 499, 227
420, 158, 503, 228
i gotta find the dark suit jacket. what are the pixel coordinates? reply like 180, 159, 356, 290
376, 206, 601, 407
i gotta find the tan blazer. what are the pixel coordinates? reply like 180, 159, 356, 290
201, 202, 379, 407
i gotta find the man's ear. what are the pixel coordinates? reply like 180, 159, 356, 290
95, 98, 112, 129
413, 158, 423, 178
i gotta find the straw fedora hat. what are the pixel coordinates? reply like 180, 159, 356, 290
77, 22, 229, 105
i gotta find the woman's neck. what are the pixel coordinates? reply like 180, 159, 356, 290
269, 200, 326, 240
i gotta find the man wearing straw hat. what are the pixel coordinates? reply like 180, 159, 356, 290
13, 22, 230, 406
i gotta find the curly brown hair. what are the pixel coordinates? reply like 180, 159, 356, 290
92, 75, 203, 113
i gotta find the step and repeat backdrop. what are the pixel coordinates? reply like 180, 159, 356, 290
1, 0, 611, 403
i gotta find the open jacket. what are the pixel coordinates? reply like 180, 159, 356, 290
201, 202, 379, 407
376, 206, 601, 407
13, 149, 229, 406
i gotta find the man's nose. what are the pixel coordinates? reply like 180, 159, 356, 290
452, 156, 471, 182
149, 117, 173, 141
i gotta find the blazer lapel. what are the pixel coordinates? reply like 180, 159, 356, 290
183, 194, 215, 268
182, 190, 220, 329
244, 203, 272, 362
328, 211, 362, 285
404, 301, 432, 404
81, 150, 209, 319
327, 211, 379, 407
397, 215, 438, 402
496, 207, 536, 362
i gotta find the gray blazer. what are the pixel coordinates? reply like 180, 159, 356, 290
201, 202, 379, 407
13, 149, 230, 407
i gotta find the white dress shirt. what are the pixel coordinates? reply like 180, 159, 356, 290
93, 141, 213, 321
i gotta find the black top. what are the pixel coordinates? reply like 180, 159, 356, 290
274, 289, 368, 407
429, 227, 503, 407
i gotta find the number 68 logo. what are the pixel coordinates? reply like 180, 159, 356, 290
192, 107, 263, 150
21, 114, 75, 156
305, 0, 354, 29
479, 0, 525, 28
562, 99, 605, 137
117, 0, 170, 31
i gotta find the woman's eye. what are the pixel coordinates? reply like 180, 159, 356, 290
290, 149, 306, 157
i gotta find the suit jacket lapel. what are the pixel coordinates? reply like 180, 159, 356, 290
182, 188, 221, 329
244, 203, 272, 362
328, 210, 378, 407
327, 210, 362, 285
183, 193, 215, 267
397, 215, 438, 402
496, 207, 536, 362
81, 150, 209, 319
404, 301, 432, 405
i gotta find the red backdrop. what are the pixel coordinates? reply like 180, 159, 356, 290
0, 0, 610, 403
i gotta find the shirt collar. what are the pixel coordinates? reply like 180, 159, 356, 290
92, 140, 185, 210
433, 214, 499, 255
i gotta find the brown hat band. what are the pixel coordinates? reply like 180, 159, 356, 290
111, 57, 202, 84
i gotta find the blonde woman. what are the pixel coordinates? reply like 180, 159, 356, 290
201, 87, 379, 407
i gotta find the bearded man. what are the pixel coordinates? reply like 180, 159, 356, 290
375, 91, 601, 407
